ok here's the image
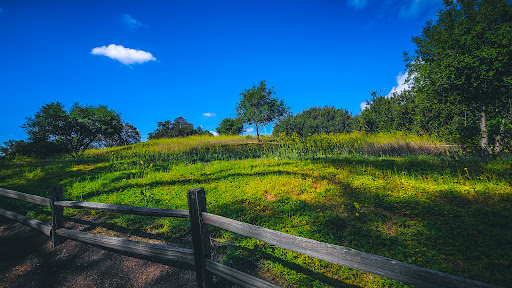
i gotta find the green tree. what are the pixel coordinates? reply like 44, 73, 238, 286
406, 0, 512, 151
21, 102, 123, 157
148, 117, 198, 139
359, 91, 415, 133
236, 80, 289, 142
67, 103, 124, 156
273, 106, 352, 136
216, 118, 244, 135
97, 122, 141, 147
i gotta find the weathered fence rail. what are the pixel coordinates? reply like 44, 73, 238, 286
202, 211, 496, 288
55, 227, 195, 264
0, 207, 52, 236
54, 200, 189, 218
0, 186, 502, 288
0, 187, 51, 206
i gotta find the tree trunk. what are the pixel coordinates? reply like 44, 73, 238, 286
256, 125, 261, 143
480, 105, 491, 153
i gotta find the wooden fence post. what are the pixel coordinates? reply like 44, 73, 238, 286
187, 187, 213, 288
49, 186, 64, 248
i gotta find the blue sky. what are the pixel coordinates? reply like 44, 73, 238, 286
0, 0, 442, 143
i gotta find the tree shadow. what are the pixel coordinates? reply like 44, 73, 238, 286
63, 215, 192, 249
206, 155, 511, 287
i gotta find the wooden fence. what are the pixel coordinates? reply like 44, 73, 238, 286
0, 187, 501, 288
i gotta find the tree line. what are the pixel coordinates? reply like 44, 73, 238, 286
2, 0, 511, 157
221, 0, 512, 152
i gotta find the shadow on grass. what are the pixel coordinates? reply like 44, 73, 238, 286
207, 156, 512, 287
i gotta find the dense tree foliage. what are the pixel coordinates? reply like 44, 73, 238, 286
17, 102, 124, 157
216, 118, 244, 135
148, 117, 208, 140
273, 106, 352, 136
96, 122, 141, 148
358, 91, 416, 133
236, 80, 289, 142
406, 0, 512, 151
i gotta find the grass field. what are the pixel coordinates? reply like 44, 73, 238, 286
0, 133, 511, 287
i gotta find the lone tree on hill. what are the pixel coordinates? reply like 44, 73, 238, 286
236, 80, 289, 142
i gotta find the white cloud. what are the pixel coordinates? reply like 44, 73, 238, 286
123, 14, 144, 30
203, 112, 216, 117
386, 72, 412, 97
210, 131, 219, 136
245, 127, 254, 134
399, 0, 442, 18
91, 44, 156, 65
347, 0, 368, 9
360, 72, 414, 111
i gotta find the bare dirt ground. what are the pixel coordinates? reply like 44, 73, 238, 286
0, 216, 202, 288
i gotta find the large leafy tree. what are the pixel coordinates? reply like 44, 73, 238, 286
406, 0, 512, 151
236, 80, 289, 142
273, 106, 352, 136
21, 102, 123, 157
96, 122, 141, 147
216, 118, 244, 135
359, 91, 416, 133
67, 103, 124, 155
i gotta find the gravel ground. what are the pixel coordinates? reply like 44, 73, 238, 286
0, 216, 200, 288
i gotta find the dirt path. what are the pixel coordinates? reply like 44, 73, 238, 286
0, 217, 199, 288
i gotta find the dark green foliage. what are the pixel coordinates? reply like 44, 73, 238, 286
97, 122, 141, 148
359, 91, 416, 133
406, 0, 512, 150
66, 103, 124, 156
216, 118, 244, 135
236, 80, 290, 142
148, 117, 204, 139
488, 118, 512, 152
273, 106, 352, 136
0, 140, 49, 156
16, 102, 124, 157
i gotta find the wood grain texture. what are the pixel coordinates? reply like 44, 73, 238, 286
202, 212, 499, 288
0, 208, 52, 236
206, 259, 280, 288
54, 200, 189, 218
49, 186, 64, 247
0, 188, 51, 206
55, 228, 195, 264
187, 187, 213, 288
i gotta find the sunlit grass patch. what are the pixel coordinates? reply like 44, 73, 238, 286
0, 134, 511, 287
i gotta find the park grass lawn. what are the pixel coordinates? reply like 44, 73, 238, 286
0, 133, 511, 287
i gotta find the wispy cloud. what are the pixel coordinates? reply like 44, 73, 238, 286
210, 131, 219, 136
245, 127, 255, 134
122, 14, 145, 30
91, 44, 156, 65
399, 0, 442, 18
203, 112, 216, 117
347, 0, 368, 9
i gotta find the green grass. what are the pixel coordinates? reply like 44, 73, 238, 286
0, 132, 511, 287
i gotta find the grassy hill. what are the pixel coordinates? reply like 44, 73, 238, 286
1, 133, 511, 287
